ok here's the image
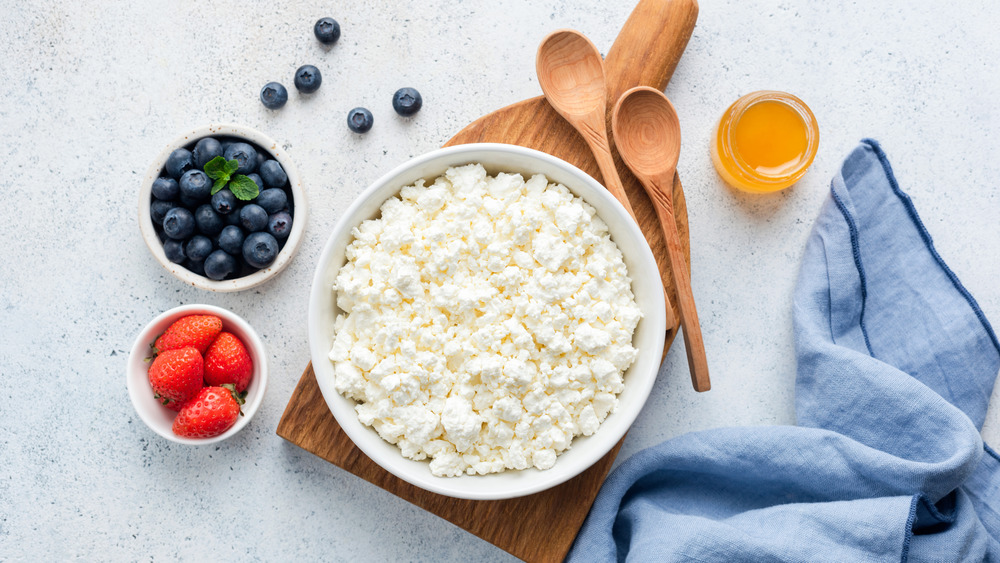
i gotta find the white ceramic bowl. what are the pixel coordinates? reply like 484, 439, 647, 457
138, 124, 307, 292
126, 304, 268, 445
308, 143, 666, 499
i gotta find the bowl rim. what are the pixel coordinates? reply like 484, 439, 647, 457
138, 123, 308, 292
126, 303, 268, 445
308, 142, 666, 499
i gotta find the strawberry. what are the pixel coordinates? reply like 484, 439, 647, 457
147, 347, 204, 411
203, 332, 253, 392
153, 314, 223, 355
172, 385, 244, 439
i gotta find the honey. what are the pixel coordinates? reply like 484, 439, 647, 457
711, 91, 819, 193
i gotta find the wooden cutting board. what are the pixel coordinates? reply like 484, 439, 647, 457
276, 1, 698, 561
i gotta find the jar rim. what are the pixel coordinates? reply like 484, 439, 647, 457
718, 90, 819, 185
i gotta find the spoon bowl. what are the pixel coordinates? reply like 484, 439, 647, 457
536, 30, 607, 120
613, 87, 682, 179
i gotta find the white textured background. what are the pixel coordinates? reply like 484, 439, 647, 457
2, 0, 999, 560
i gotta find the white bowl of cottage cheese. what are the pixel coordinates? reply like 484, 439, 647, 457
309, 143, 666, 500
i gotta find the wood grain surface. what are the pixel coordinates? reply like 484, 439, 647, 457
276, 1, 698, 561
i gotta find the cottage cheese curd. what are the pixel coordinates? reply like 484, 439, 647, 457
329, 164, 641, 477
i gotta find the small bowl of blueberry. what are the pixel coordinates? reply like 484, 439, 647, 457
139, 124, 306, 291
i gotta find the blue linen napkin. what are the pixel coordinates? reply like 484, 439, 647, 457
568, 140, 1000, 562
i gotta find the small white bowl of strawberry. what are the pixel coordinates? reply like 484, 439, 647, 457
127, 304, 267, 444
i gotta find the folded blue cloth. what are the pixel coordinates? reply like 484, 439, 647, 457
568, 140, 1000, 562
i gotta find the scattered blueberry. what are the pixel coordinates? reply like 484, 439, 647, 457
185, 235, 214, 262
347, 107, 373, 133
184, 258, 206, 277
294, 65, 322, 94
392, 87, 423, 117
240, 204, 269, 232
192, 137, 223, 168
151, 177, 179, 200
165, 148, 195, 179
195, 204, 224, 236
204, 250, 239, 281
224, 142, 258, 174
259, 160, 288, 188
246, 173, 264, 192
243, 232, 280, 268
162, 207, 196, 240
163, 238, 186, 264
211, 189, 238, 215
150, 200, 175, 225
217, 225, 245, 256
314, 18, 340, 45
268, 211, 293, 241
260, 82, 289, 110
179, 169, 212, 201
257, 188, 288, 214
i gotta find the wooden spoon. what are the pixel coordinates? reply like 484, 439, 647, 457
612, 86, 710, 392
536, 29, 676, 329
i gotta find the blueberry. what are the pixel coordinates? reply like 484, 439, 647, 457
240, 204, 269, 232
225, 205, 244, 226
259, 160, 288, 188
204, 250, 239, 281
163, 207, 196, 240
194, 204, 224, 236
217, 225, 245, 256
192, 137, 223, 168
179, 169, 212, 201
347, 107, 373, 133
151, 177, 179, 200
260, 82, 288, 110
243, 232, 280, 269
185, 235, 213, 262
268, 211, 293, 241
150, 200, 175, 225
246, 173, 264, 192
256, 188, 288, 214
392, 87, 422, 116
163, 238, 186, 264
165, 148, 194, 179
223, 142, 258, 175
294, 65, 322, 94
256, 150, 267, 172
179, 192, 202, 209
314, 17, 340, 45
184, 258, 206, 277
211, 189, 238, 215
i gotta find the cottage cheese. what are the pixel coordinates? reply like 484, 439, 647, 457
329, 164, 641, 477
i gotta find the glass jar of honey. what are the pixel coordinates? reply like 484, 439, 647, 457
711, 90, 819, 193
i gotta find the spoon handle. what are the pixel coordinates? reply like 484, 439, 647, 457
648, 173, 710, 392
585, 128, 639, 222
583, 128, 677, 329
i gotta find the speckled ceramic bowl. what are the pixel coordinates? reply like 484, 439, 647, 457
126, 304, 268, 445
308, 143, 667, 500
138, 124, 307, 291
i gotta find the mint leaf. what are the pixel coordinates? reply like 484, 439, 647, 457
210, 177, 228, 195
228, 175, 260, 201
203, 156, 229, 180
223, 159, 240, 177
